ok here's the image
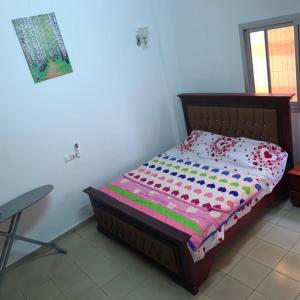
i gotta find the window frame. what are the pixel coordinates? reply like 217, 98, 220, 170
239, 13, 300, 112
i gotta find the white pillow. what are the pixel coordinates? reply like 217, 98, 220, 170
177, 131, 287, 174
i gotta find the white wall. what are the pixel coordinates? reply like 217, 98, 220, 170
0, 0, 178, 264
151, 0, 186, 142
3, 0, 299, 265
166, 0, 300, 163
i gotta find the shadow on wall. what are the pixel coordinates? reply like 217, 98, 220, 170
0, 194, 52, 257
291, 113, 300, 164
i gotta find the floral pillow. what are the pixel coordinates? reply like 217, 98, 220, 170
177, 131, 288, 175
226, 137, 288, 173
177, 130, 238, 160
177, 130, 222, 156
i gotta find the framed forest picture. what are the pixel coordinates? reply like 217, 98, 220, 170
13, 13, 73, 83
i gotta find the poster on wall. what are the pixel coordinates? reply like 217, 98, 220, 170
12, 12, 73, 83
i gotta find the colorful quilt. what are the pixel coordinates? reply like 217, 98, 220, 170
126, 154, 263, 213
99, 131, 287, 254
101, 176, 228, 251
100, 154, 265, 251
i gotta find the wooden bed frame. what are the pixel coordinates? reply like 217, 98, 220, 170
84, 93, 294, 294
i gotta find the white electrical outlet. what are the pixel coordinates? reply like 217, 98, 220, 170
64, 153, 76, 163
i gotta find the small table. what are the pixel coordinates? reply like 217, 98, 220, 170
288, 164, 300, 207
0, 185, 67, 278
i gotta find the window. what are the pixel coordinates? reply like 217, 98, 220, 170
240, 14, 300, 110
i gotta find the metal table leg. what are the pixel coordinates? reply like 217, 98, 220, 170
0, 211, 67, 283
0, 212, 21, 276
0, 232, 67, 254
0, 214, 17, 272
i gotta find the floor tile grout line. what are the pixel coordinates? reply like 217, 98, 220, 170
221, 242, 300, 293
245, 266, 273, 298
66, 252, 117, 299
207, 273, 254, 299
258, 227, 300, 251
227, 260, 273, 290
47, 276, 68, 299
272, 268, 300, 285
13, 267, 54, 300
238, 242, 300, 284
294, 290, 300, 300
251, 269, 300, 300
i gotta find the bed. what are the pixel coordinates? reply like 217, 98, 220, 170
84, 93, 294, 294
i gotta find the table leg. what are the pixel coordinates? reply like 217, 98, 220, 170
0, 212, 21, 275
0, 215, 17, 271
0, 233, 67, 255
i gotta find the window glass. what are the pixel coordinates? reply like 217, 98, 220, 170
267, 26, 297, 100
250, 31, 269, 93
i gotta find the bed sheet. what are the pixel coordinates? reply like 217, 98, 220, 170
99, 144, 287, 262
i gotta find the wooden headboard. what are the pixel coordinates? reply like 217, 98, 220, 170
178, 93, 294, 167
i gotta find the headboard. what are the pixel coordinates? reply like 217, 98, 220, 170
178, 93, 294, 167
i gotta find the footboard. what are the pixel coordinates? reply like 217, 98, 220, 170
83, 187, 210, 294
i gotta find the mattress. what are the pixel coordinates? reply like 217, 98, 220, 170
99, 133, 287, 262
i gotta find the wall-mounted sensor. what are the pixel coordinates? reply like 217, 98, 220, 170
74, 142, 80, 158
64, 142, 80, 163
136, 27, 149, 49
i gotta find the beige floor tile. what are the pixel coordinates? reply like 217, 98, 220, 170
0, 271, 17, 296
244, 219, 274, 238
110, 244, 143, 269
10, 254, 49, 279
229, 257, 271, 288
198, 268, 225, 295
23, 279, 64, 300
74, 249, 110, 274
76, 220, 125, 259
26, 251, 73, 277
44, 294, 66, 300
262, 225, 300, 250
262, 205, 288, 224
140, 269, 178, 299
126, 257, 158, 283
63, 278, 110, 300
0, 289, 26, 300
291, 239, 300, 255
228, 235, 260, 256
214, 248, 243, 273
14, 267, 50, 296
278, 212, 300, 232
101, 270, 139, 300
88, 257, 126, 286
207, 275, 252, 300
295, 292, 300, 300
247, 240, 287, 268
13, 214, 300, 300
124, 284, 158, 300
91, 234, 126, 259
275, 252, 300, 281
50, 260, 91, 292
57, 232, 85, 251
75, 219, 97, 239
162, 283, 212, 300
257, 271, 300, 300
59, 232, 109, 263
247, 291, 269, 300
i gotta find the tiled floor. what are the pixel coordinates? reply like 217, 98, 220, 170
2, 199, 300, 300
